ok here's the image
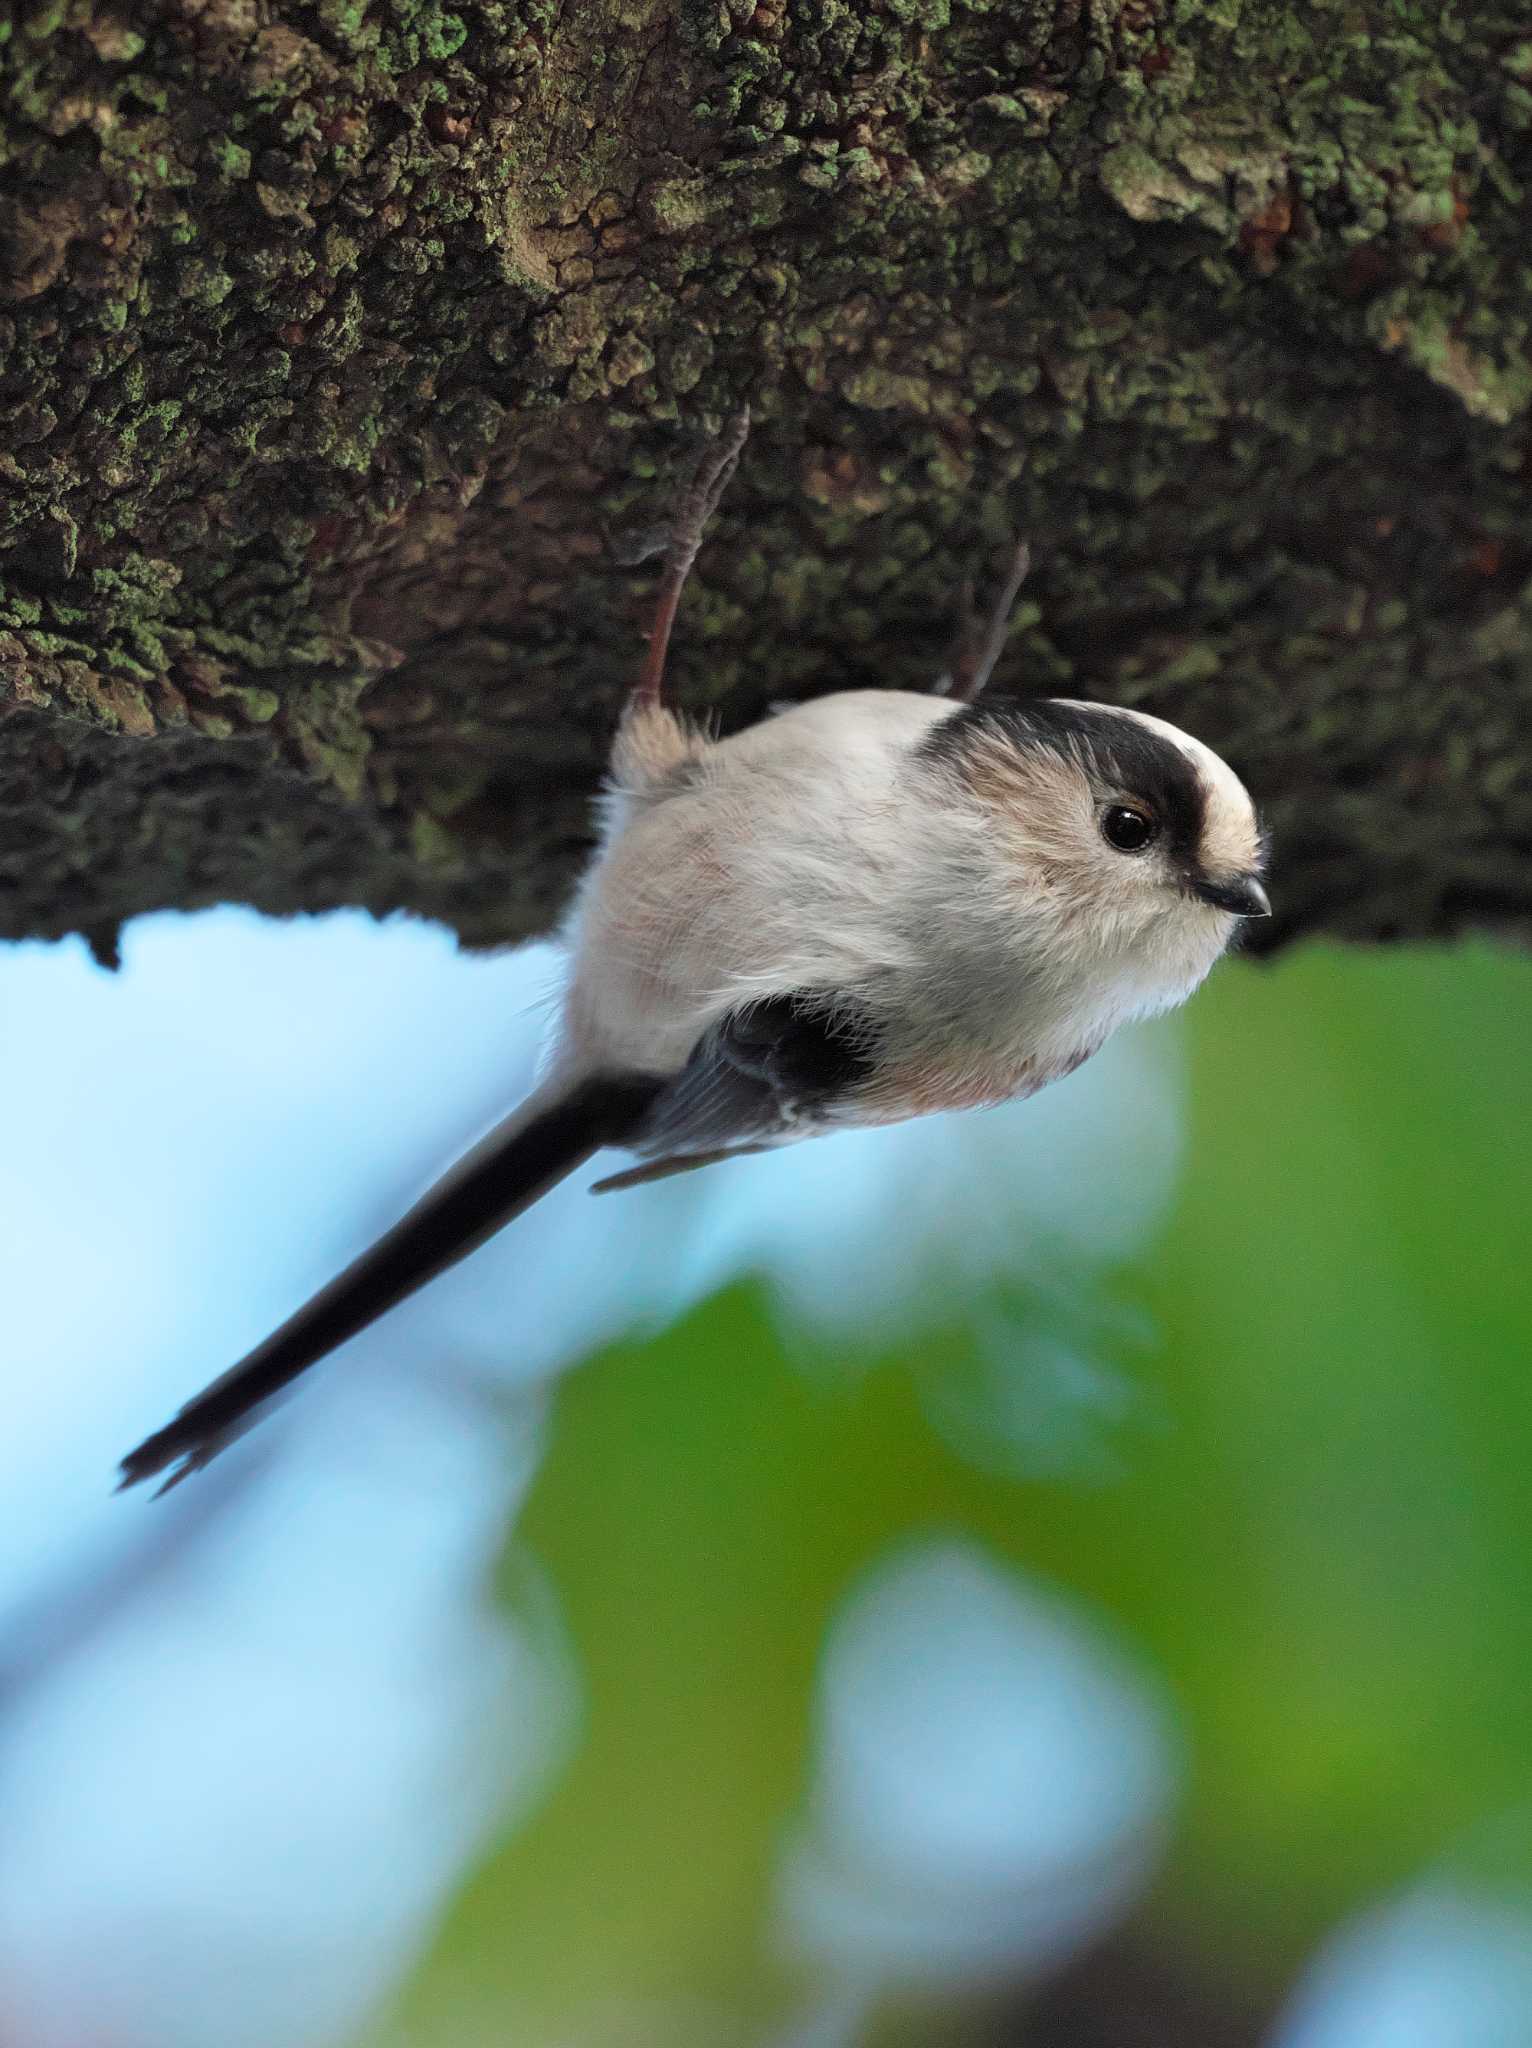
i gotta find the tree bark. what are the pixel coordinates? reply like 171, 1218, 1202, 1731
3, 0, 1530, 958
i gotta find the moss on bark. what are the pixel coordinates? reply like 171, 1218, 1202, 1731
3, 0, 1531, 954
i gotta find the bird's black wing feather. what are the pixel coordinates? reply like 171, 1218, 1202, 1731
119, 1072, 662, 1495
631, 992, 877, 1161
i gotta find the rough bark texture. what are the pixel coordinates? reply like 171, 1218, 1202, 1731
3, 0, 1531, 958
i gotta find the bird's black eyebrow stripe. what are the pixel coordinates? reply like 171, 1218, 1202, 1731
920, 697, 1207, 863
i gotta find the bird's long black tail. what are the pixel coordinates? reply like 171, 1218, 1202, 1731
118, 1072, 663, 1495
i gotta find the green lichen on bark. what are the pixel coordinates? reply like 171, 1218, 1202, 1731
2, 0, 1531, 952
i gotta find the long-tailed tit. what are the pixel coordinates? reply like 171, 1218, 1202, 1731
121, 411, 1269, 1492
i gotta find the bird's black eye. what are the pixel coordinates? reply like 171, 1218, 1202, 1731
1100, 804, 1159, 854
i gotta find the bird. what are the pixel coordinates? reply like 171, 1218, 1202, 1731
119, 410, 1269, 1493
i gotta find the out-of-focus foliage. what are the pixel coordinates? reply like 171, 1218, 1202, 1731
383, 944, 1532, 2046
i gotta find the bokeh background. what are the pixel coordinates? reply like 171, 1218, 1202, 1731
2, 912, 1530, 2047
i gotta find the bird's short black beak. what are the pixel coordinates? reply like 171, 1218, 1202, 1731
1194, 873, 1272, 918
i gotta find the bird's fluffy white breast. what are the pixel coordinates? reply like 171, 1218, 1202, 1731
558, 691, 956, 1075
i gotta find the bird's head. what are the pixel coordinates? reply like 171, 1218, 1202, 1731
920, 695, 1269, 1008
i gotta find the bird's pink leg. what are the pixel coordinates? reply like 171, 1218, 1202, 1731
629, 407, 751, 714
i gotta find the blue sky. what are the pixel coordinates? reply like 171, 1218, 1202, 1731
2, 909, 1521, 2048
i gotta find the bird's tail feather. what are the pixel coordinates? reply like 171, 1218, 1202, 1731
118, 1071, 663, 1495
